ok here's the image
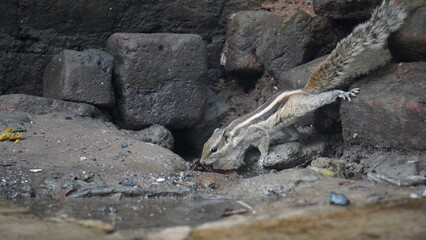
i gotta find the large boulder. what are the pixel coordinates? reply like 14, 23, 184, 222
260, 11, 342, 77
341, 62, 426, 151
313, 0, 382, 20
107, 33, 208, 130
389, 6, 426, 62
43, 49, 114, 107
221, 11, 283, 76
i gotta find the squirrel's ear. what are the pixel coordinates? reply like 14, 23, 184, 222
223, 131, 230, 142
213, 128, 219, 133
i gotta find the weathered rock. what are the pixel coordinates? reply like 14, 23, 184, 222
107, 33, 208, 130
43, 49, 114, 107
185, 89, 230, 152
260, 11, 342, 77
261, 140, 326, 170
277, 48, 391, 90
222, 168, 321, 199
313, 0, 382, 20
221, 11, 283, 76
341, 62, 426, 151
342, 146, 423, 179
389, 6, 426, 62
135, 124, 174, 150
0, 94, 103, 118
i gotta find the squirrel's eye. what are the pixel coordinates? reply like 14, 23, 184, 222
211, 147, 218, 153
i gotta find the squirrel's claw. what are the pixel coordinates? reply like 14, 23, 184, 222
339, 88, 360, 101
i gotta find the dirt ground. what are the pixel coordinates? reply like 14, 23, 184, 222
1, 111, 425, 239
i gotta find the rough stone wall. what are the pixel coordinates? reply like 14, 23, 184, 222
0, 0, 265, 96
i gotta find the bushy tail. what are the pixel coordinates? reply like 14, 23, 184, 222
303, 0, 406, 93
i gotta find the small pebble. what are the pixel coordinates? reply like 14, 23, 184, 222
120, 178, 135, 187
165, 174, 178, 179
65, 116, 72, 120
98, 206, 118, 213
30, 169, 43, 173
80, 171, 94, 181
329, 192, 350, 206
121, 142, 129, 148
207, 182, 217, 190
409, 193, 420, 199
156, 177, 166, 183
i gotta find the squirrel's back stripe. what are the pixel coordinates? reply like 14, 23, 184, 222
227, 89, 303, 136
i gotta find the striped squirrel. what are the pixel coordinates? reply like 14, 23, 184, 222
200, 0, 406, 170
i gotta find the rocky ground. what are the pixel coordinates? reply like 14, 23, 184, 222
0, 0, 425, 239
1, 110, 425, 239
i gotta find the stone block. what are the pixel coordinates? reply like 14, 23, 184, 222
341, 62, 426, 151
221, 11, 283, 76
260, 12, 341, 77
107, 33, 207, 130
389, 6, 426, 62
43, 49, 114, 107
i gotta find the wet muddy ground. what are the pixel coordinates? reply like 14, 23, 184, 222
2, 193, 426, 239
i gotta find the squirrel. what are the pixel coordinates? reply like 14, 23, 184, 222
200, 0, 407, 170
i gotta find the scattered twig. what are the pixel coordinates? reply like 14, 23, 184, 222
173, 181, 191, 187
221, 208, 250, 217
236, 200, 254, 211
367, 172, 426, 187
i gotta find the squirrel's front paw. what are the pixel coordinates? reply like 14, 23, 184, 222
338, 88, 360, 101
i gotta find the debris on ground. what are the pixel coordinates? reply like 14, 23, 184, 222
367, 172, 426, 187
221, 208, 250, 217
0, 128, 23, 141
329, 192, 350, 206
308, 166, 339, 177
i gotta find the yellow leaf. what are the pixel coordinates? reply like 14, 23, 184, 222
0, 128, 13, 141
0, 128, 23, 141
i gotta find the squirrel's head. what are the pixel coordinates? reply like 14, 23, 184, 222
200, 128, 248, 170
200, 128, 231, 166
